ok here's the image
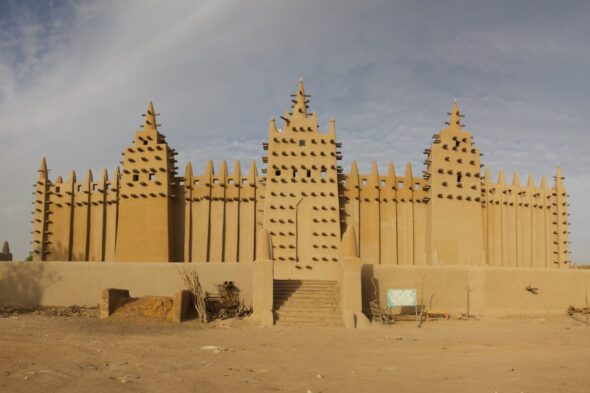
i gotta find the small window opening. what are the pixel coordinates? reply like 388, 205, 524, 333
380, 180, 386, 187
148, 173, 155, 181
132, 174, 139, 182
194, 179, 200, 186
228, 179, 234, 185
55, 186, 61, 193
92, 184, 97, 191
143, 140, 148, 146
306, 169, 311, 178
77, 184, 82, 191
457, 172, 463, 183
397, 181, 404, 189
415, 183, 421, 190
242, 179, 248, 185
320, 166, 327, 177
275, 169, 281, 176
455, 139, 460, 148
212, 179, 219, 184
293, 169, 298, 178
362, 179, 368, 186
299, 140, 305, 147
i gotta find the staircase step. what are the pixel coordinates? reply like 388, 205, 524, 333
274, 294, 338, 299
275, 316, 344, 326
277, 309, 342, 319
275, 299, 339, 307
273, 280, 342, 327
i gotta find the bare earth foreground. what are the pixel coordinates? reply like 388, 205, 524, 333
0, 311, 589, 393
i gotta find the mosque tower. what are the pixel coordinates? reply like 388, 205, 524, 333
425, 100, 484, 265
263, 79, 342, 264
114, 102, 178, 261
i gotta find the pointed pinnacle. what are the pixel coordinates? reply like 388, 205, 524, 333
233, 160, 242, 181
555, 166, 564, 188
498, 170, 506, 185
184, 162, 193, 179
247, 160, 257, 183
100, 168, 108, 183
143, 101, 158, 130
329, 117, 336, 134
292, 78, 308, 117
85, 169, 93, 183
404, 161, 413, 180
369, 161, 379, 183
512, 172, 520, 187
448, 100, 462, 129
269, 118, 277, 134
527, 174, 535, 188
484, 167, 491, 185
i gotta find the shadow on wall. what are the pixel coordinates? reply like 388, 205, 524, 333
0, 262, 61, 306
361, 264, 377, 317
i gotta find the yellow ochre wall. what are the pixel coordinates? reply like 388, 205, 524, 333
31, 81, 570, 269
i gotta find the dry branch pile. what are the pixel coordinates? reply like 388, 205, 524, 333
179, 270, 251, 322
179, 269, 208, 323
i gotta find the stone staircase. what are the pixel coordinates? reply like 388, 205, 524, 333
273, 280, 343, 327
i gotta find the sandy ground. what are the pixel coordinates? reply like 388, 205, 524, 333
0, 311, 589, 393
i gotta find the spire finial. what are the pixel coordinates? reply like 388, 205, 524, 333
142, 101, 159, 130
329, 116, 335, 134
555, 166, 564, 188
38, 157, 48, 180
292, 78, 308, 117
268, 118, 277, 134
446, 99, 463, 129
2, 241, 9, 254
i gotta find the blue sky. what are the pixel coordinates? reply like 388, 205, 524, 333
1, 0, 589, 262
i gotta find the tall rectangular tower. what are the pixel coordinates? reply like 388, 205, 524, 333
263, 80, 341, 264
426, 101, 484, 265
114, 102, 177, 262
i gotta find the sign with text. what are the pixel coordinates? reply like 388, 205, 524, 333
386, 289, 417, 308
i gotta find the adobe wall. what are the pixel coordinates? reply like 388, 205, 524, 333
362, 264, 590, 316
0, 262, 253, 308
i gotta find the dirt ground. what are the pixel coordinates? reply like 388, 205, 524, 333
0, 310, 589, 393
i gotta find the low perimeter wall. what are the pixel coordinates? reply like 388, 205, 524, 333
363, 265, 590, 316
0, 262, 253, 308
2, 261, 590, 317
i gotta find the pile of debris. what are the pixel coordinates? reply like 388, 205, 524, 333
206, 281, 252, 320
180, 269, 251, 323
567, 306, 590, 324
0, 305, 96, 318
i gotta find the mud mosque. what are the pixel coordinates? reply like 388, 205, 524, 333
31, 80, 570, 268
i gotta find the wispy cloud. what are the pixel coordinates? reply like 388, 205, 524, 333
0, 0, 589, 262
